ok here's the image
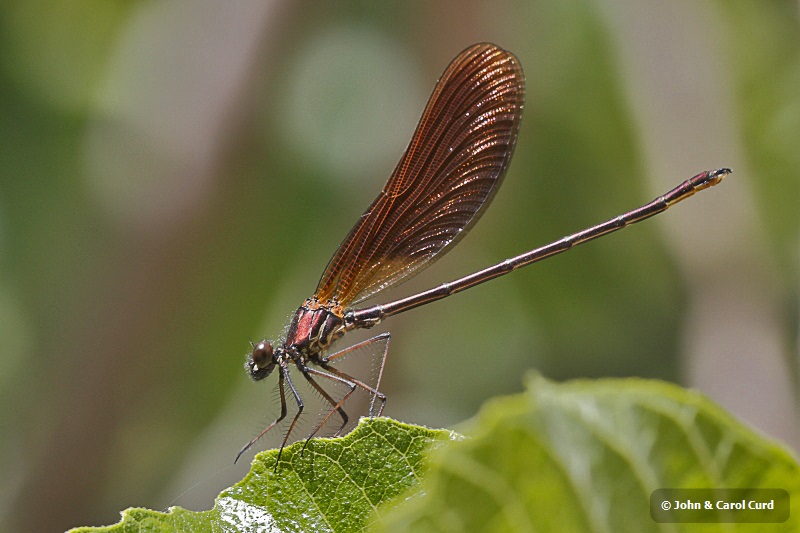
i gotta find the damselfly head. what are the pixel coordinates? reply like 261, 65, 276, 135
247, 340, 276, 381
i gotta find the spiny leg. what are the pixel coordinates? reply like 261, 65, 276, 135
275, 366, 304, 469
320, 332, 390, 363
318, 362, 386, 418
235, 367, 288, 464
298, 366, 356, 450
320, 333, 390, 417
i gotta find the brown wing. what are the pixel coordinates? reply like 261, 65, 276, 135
314, 43, 525, 307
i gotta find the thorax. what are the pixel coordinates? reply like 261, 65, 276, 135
285, 298, 346, 357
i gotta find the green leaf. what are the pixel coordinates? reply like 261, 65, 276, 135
68, 418, 455, 533
69, 376, 799, 532
376, 374, 800, 532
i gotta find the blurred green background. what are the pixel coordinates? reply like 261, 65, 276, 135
1, 1, 798, 531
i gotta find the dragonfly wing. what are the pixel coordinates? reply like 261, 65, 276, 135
314, 43, 525, 307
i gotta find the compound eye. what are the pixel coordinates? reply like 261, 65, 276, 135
251, 341, 273, 369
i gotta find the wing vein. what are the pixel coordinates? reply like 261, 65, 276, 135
314, 43, 525, 306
